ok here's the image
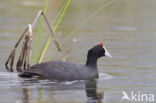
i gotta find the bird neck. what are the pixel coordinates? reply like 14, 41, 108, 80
86, 57, 97, 67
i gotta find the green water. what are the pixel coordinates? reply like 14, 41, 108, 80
0, 0, 156, 103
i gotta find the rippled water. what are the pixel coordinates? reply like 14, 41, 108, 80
0, 0, 156, 103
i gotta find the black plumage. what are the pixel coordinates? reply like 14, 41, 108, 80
19, 43, 111, 81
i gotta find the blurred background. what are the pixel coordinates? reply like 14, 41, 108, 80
0, 0, 156, 103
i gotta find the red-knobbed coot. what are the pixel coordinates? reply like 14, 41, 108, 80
19, 42, 112, 80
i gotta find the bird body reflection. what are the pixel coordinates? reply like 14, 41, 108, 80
20, 79, 104, 103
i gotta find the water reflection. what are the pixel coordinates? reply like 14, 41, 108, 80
85, 80, 104, 103
22, 88, 32, 103
20, 79, 104, 103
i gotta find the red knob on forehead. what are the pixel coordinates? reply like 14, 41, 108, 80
99, 42, 104, 47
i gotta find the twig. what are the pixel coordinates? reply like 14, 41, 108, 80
62, 46, 72, 62
5, 27, 28, 72
27, 24, 33, 68
5, 11, 42, 72
5, 10, 71, 72
41, 11, 62, 56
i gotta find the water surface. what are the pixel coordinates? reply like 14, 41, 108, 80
0, 0, 156, 103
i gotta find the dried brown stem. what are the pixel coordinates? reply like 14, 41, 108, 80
27, 24, 32, 68
41, 11, 63, 56
16, 38, 26, 72
62, 46, 72, 62
5, 10, 71, 72
5, 27, 28, 71
5, 11, 41, 71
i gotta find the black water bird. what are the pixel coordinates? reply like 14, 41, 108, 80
19, 42, 112, 81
